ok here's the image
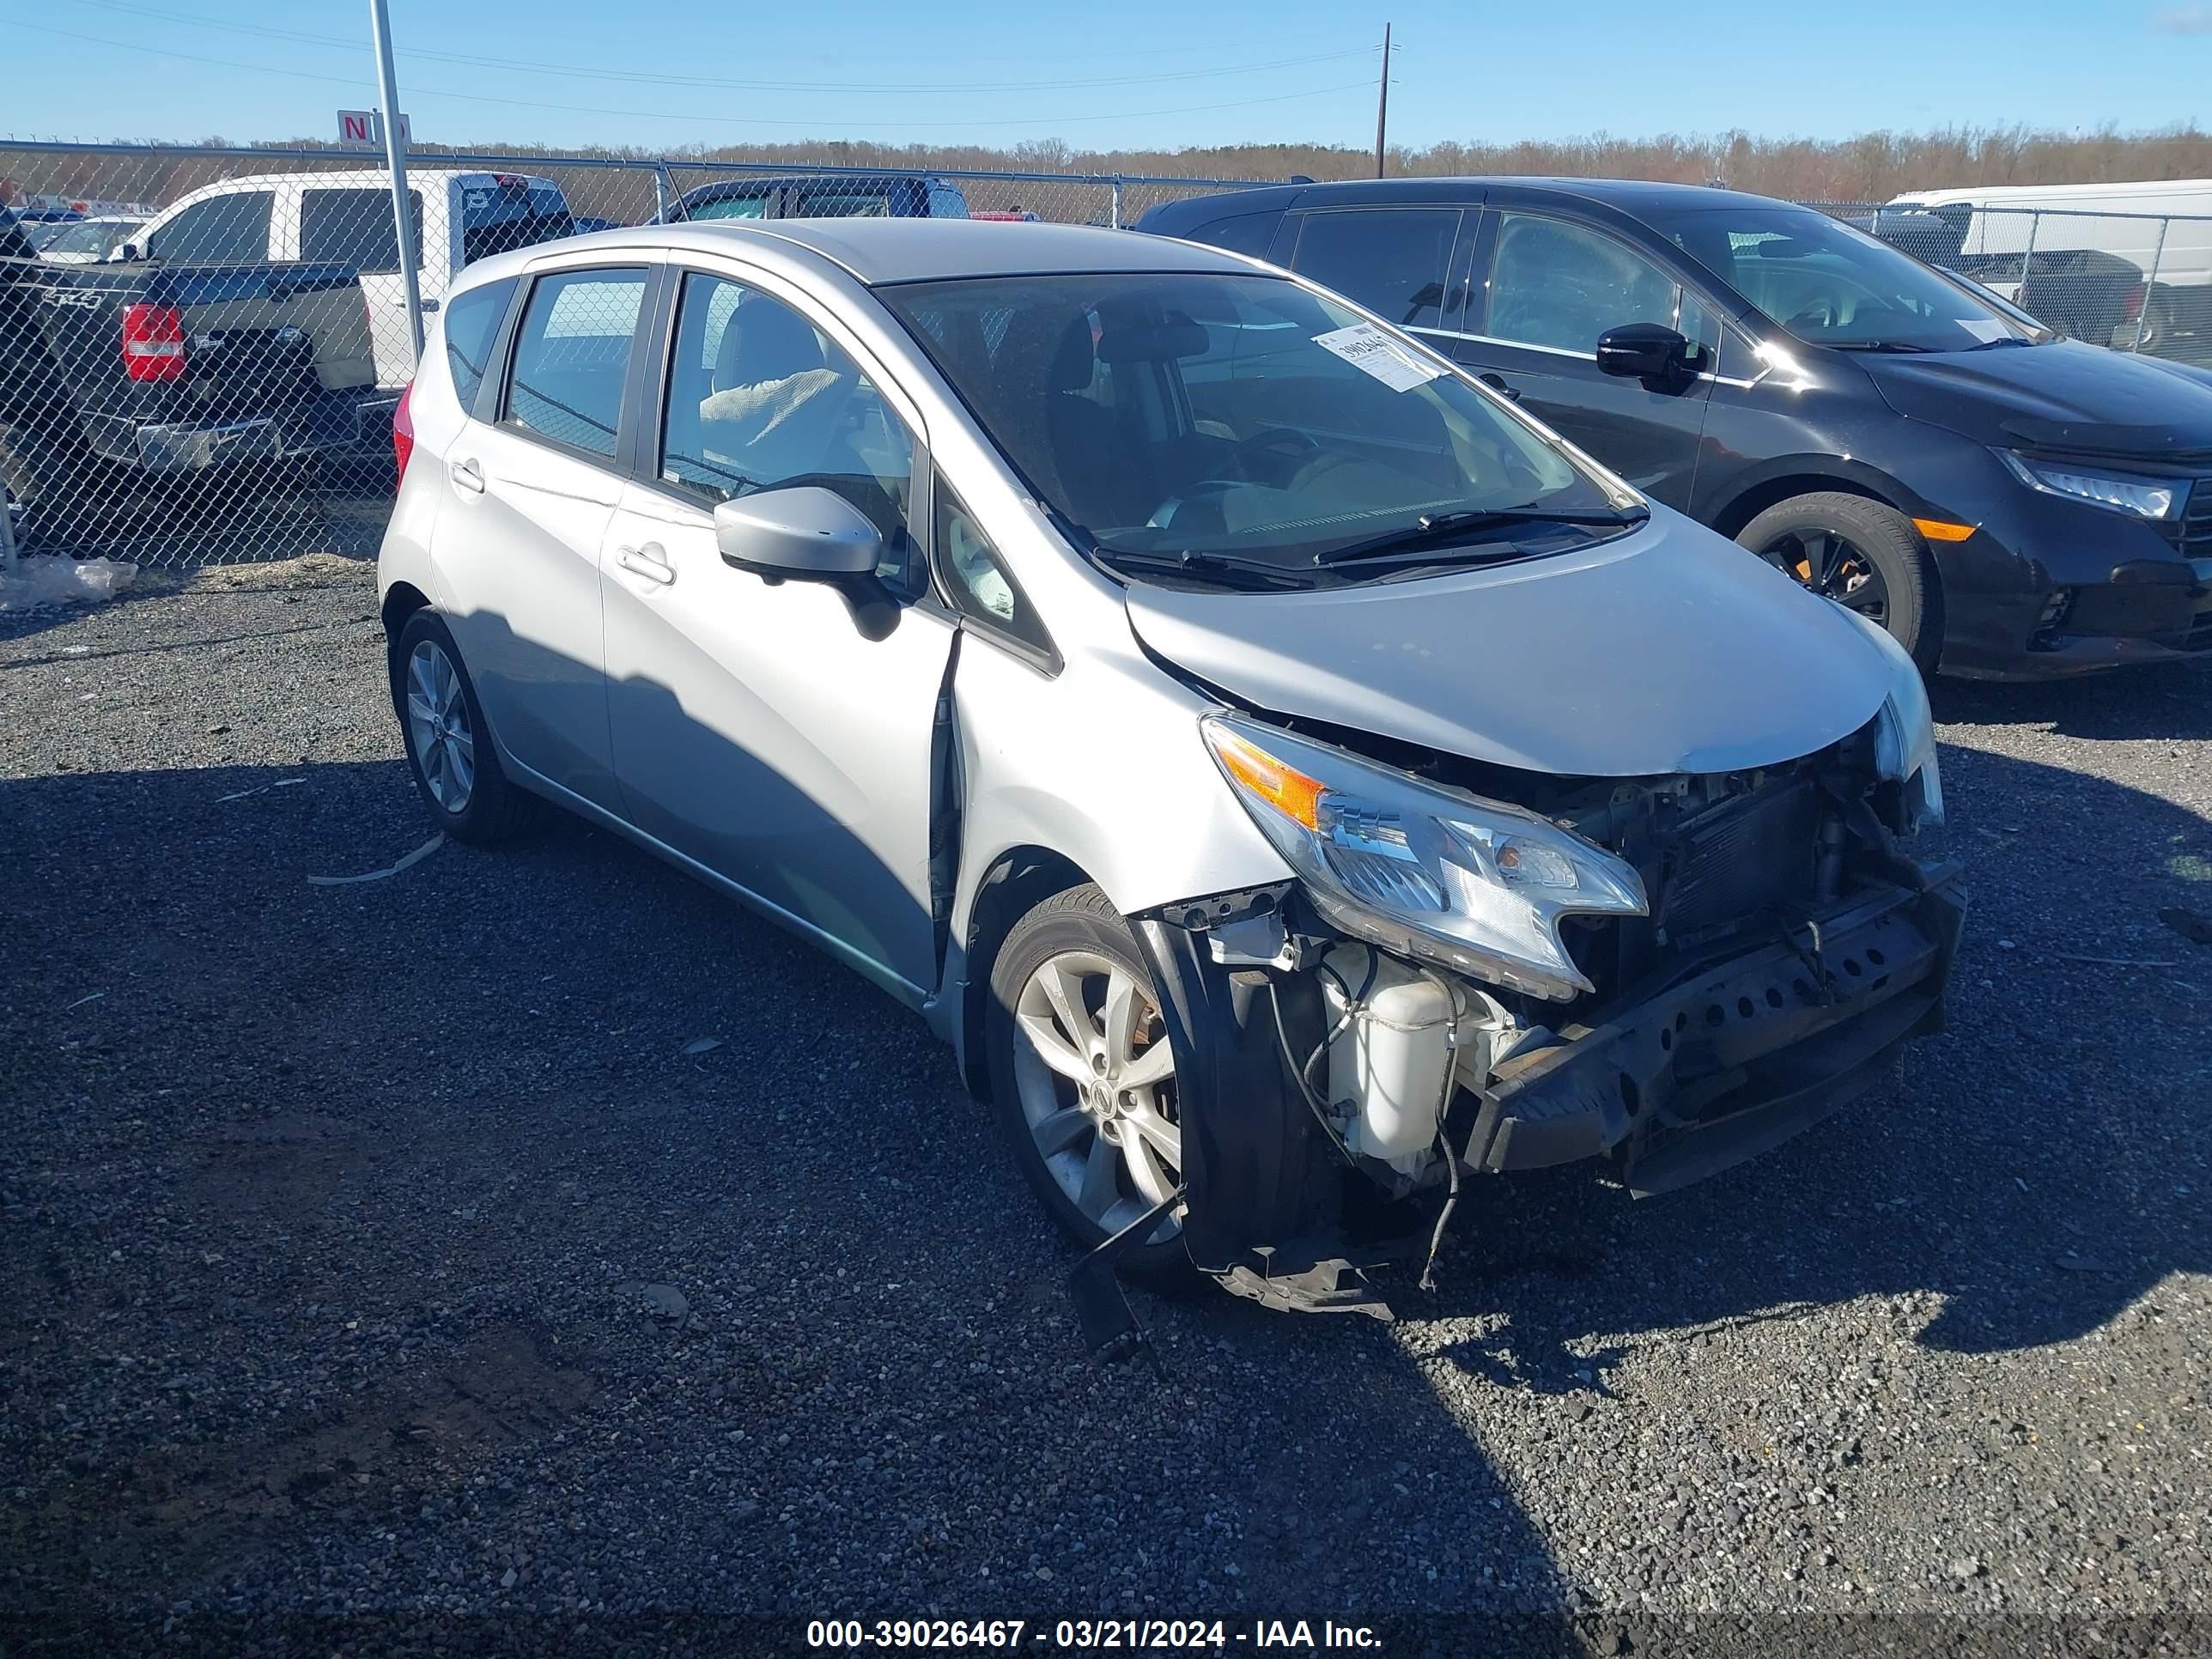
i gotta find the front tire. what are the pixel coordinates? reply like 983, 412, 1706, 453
986, 885, 1191, 1279
388, 608, 533, 844
1737, 490, 1941, 672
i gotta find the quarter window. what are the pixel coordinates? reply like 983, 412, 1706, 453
441, 276, 517, 409
1291, 208, 1460, 330
660, 271, 921, 592
1485, 213, 1680, 354
503, 267, 648, 459
935, 482, 1049, 658
146, 191, 272, 264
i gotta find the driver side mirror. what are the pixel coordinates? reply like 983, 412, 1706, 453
1595, 323, 1701, 383
109, 242, 141, 263
714, 485, 899, 640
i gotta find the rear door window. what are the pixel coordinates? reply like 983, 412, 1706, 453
1484, 213, 1680, 355
300, 187, 423, 275
1291, 208, 1462, 330
502, 267, 648, 460
146, 191, 272, 264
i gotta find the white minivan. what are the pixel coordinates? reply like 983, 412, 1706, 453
132, 169, 575, 387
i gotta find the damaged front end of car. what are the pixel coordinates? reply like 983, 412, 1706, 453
1099, 668, 1963, 1334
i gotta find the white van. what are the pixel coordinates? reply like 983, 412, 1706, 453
132, 169, 575, 387
1881, 179, 2212, 359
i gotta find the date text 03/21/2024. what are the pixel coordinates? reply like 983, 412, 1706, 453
805, 1619, 1384, 1650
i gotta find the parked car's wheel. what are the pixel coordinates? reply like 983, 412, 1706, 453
1737, 491, 1939, 672
987, 884, 1190, 1279
2131, 287, 2183, 357
389, 608, 533, 843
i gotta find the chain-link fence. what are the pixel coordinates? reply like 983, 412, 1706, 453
10, 136, 2212, 577
1806, 200, 2212, 365
1, 139, 1256, 570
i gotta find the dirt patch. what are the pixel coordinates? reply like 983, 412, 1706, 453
20, 1323, 594, 1593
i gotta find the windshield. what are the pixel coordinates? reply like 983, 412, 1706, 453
1650, 205, 2039, 353
879, 271, 1632, 579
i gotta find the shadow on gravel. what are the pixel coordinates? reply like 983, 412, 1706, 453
1929, 659, 2212, 741
1407, 714, 2211, 1395
0, 752, 1578, 1630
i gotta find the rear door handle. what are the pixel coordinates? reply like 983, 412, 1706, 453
617, 544, 676, 586
449, 456, 484, 495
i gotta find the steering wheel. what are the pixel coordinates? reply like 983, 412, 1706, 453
1227, 426, 1322, 484
1786, 301, 1835, 332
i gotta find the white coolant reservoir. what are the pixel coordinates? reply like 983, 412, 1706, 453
1319, 945, 1459, 1173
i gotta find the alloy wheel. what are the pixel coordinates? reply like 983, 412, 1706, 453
1011, 949, 1182, 1241
1759, 526, 1890, 627
404, 639, 477, 812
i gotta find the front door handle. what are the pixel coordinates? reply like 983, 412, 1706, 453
449, 456, 484, 494
1476, 372, 1522, 403
617, 544, 676, 586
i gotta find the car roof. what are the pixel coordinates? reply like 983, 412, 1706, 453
179, 169, 560, 192
545, 217, 1262, 285
1146, 175, 1800, 220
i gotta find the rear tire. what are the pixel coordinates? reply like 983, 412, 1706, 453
986, 885, 1192, 1281
388, 608, 535, 844
1737, 491, 1941, 672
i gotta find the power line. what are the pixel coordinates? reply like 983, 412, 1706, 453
76, 0, 1376, 97
3, 17, 1375, 132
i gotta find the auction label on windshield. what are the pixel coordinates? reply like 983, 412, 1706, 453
1312, 323, 1444, 392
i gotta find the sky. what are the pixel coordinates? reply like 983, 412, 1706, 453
5, 0, 2210, 155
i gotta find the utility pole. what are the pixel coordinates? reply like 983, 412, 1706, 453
368, 0, 425, 365
1373, 22, 1391, 179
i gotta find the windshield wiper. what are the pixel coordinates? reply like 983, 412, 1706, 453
1094, 547, 1312, 591
1962, 334, 2034, 350
1825, 340, 1940, 354
1316, 502, 1647, 568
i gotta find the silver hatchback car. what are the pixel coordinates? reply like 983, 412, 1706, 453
377, 219, 1962, 1327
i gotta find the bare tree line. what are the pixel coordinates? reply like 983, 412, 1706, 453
9, 124, 2212, 225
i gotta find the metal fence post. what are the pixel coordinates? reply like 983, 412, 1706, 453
652, 162, 673, 222
0, 467, 17, 576
2019, 209, 2039, 292
1110, 175, 1124, 230
2132, 216, 2170, 354
368, 0, 425, 368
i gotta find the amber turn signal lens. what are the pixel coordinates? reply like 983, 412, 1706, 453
1206, 728, 1326, 831
1911, 518, 1976, 543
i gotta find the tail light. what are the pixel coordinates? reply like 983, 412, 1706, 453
392, 380, 416, 483
2121, 283, 2148, 324
119, 302, 185, 382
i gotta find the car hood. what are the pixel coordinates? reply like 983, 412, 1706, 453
1863, 339, 2212, 459
1121, 514, 1896, 779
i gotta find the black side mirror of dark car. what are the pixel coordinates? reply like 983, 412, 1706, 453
1595, 323, 1699, 383
1476, 372, 1522, 403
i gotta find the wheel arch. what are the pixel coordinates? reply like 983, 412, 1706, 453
956, 844, 1097, 1103
1705, 463, 1911, 542
380, 582, 434, 696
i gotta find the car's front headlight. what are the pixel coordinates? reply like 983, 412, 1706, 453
1200, 714, 1646, 1002
1996, 450, 2185, 521
1843, 612, 1945, 831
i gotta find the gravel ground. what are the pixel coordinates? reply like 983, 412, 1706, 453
3, 561, 2209, 1656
